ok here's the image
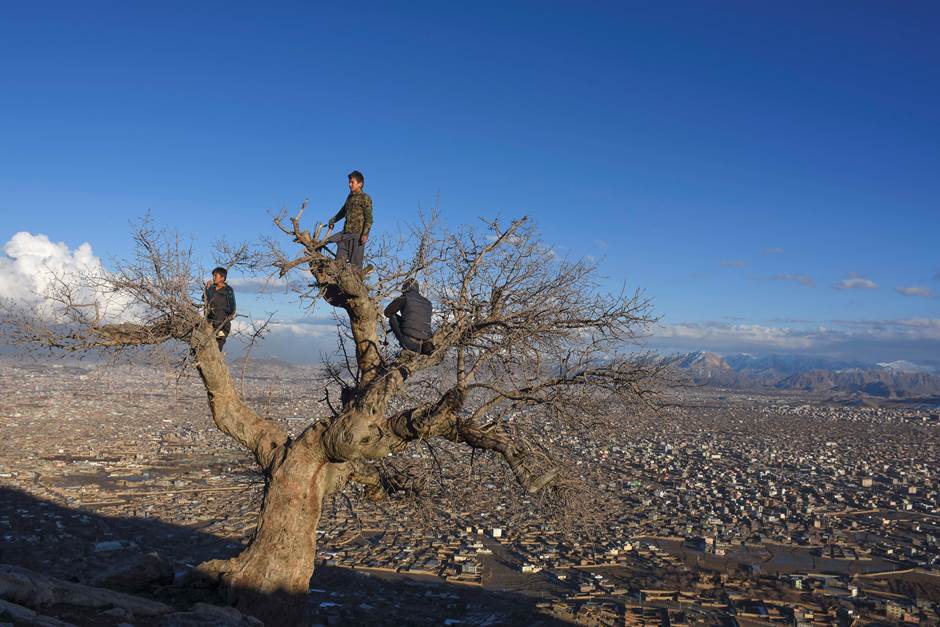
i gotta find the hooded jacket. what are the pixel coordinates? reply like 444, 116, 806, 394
384, 283, 432, 340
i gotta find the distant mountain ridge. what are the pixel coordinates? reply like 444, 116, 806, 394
778, 368, 940, 398
723, 353, 868, 376
666, 351, 940, 398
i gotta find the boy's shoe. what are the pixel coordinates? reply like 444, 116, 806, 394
420, 340, 435, 356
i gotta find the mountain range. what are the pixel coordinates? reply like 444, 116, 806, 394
667, 351, 940, 400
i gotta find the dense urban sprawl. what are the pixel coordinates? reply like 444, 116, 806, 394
1, 359, 938, 625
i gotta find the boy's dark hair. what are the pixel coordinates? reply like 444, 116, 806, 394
348, 170, 365, 185
211, 267, 228, 280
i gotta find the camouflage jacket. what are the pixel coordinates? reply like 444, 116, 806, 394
329, 191, 373, 236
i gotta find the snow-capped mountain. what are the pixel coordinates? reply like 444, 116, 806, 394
876, 360, 937, 375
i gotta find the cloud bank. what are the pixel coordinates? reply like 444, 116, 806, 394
0, 231, 142, 323
0, 232, 100, 303
4, 233, 935, 365
228, 316, 350, 363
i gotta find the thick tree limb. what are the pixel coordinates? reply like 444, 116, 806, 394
273, 207, 383, 385
190, 323, 289, 471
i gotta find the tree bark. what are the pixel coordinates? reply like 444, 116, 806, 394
199, 426, 345, 626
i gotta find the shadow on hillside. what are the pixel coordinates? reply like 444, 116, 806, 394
0, 486, 574, 625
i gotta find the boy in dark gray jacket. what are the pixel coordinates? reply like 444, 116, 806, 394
384, 279, 434, 355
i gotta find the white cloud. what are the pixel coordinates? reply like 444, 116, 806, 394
764, 247, 785, 255
0, 232, 98, 302
0, 231, 140, 322
770, 273, 815, 287
231, 316, 337, 338
834, 273, 878, 290
896, 286, 932, 298
268, 320, 336, 338
0, 232, 137, 322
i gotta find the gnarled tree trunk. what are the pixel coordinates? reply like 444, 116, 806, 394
199, 426, 342, 626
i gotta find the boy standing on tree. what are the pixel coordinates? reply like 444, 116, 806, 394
204, 267, 236, 351
325, 170, 372, 269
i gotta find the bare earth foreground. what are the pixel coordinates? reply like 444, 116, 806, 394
1, 359, 939, 625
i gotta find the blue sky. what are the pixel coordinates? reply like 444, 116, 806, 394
1, 1, 938, 363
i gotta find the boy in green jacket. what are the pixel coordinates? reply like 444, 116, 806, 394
326, 170, 372, 268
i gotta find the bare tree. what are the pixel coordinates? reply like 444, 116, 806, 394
1, 208, 660, 625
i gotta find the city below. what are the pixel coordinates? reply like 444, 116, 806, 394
1, 357, 938, 626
